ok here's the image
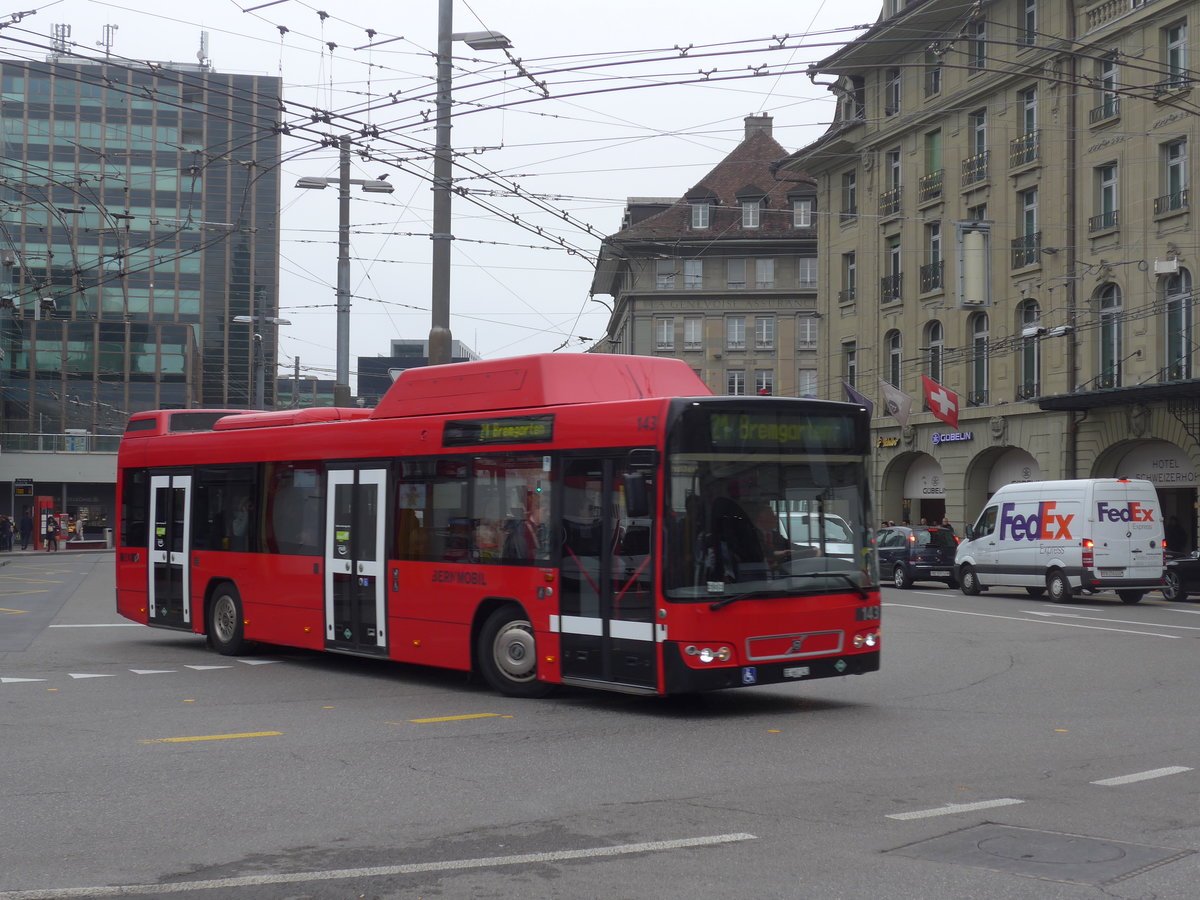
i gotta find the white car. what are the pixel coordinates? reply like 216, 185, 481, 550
780, 512, 855, 559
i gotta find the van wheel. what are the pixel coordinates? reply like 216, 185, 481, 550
1025, 587, 1046, 597
1162, 570, 1187, 602
959, 565, 981, 596
1117, 590, 1144, 605
1047, 571, 1072, 603
892, 564, 913, 589
207, 582, 247, 655
477, 605, 554, 698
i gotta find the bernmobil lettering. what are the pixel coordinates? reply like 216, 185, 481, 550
998, 501, 1074, 541
1096, 501, 1155, 523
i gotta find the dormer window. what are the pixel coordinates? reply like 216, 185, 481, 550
742, 200, 761, 228
690, 201, 712, 229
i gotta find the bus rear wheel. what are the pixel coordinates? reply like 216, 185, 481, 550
477, 605, 553, 698
208, 583, 247, 655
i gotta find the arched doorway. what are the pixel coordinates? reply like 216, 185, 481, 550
1101, 440, 1198, 552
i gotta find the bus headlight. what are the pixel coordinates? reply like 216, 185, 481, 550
684, 644, 734, 664
853, 630, 880, 649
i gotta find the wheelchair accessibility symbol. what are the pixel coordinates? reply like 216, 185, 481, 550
742, 667, 757, 685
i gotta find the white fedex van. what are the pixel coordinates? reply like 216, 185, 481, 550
956, 478, 1164, 603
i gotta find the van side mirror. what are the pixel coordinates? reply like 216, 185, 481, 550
963, 524, 974, 540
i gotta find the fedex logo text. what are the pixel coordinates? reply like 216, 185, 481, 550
999, 501, 1074, 541
1096, 501, 1155, 523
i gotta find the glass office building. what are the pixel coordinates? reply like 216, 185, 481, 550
0, 56, 282, 434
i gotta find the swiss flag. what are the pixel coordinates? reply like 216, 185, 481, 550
921, 375, 959, 429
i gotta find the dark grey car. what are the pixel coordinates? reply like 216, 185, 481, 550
876, 525, 959, 588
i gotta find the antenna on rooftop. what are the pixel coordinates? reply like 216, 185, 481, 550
198, 31, 211, 68
96, 24, 118, 58
51, 23, 71, 55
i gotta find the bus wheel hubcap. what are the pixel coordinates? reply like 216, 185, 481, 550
495, 621, 536, 682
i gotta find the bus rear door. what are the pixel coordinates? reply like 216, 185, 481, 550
559, 457, 657, 691
325, 468, 388, 654
148, 473, 192, 628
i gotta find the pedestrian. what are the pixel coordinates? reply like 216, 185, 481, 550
44, 514, 59, 552
0, 515, 11, 551
18, 509, 33, 550
1165, 515, 1187, 553
941, 517, 954, 533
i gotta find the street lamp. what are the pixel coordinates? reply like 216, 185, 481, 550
430, 1, 512, 367
295, 136, 394, 407
233, 314, 292, 409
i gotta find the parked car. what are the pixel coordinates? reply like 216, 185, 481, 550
876, 525, 959, 588
1161, 551, 1200, 601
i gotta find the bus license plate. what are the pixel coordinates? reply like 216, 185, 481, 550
783, 666, 810, 679
929, 569, 950, 577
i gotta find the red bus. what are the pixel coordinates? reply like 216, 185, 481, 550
116, 354, 880, 697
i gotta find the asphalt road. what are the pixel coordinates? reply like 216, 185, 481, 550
2, 554, 1199, 899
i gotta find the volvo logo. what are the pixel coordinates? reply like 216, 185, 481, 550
789, 638, 805, 653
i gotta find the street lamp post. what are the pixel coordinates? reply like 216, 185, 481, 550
429, 0, 511, 367
233, 314, 292, 409
296, 137, 393, 407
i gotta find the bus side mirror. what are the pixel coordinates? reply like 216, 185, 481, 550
622, 472, 651, 518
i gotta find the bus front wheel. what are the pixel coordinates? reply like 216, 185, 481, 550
208, 583, 247, 656
477, 605, 553, 698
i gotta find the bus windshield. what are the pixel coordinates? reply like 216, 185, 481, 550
663, 403, 874, 600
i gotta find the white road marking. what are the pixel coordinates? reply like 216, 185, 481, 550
0, 833, 758, 899
886, 603, 1181, 638
0, 677, 45, 684
1091, 766, 1192, 786
1024, 610, 1200, 632
886, 798, 1023, 821
68, 674, 115, 680
49, 623, 141, 628
184, 665, 232, 670
128, 669, 176, 675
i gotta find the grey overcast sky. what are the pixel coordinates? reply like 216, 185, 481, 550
2, 0, 882, 388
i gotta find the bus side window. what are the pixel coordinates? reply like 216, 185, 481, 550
395, 481, 430, 560
121, 469, 148, 547
264, 463, 322, 556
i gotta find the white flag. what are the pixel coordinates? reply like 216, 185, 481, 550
878, 378, 913, 429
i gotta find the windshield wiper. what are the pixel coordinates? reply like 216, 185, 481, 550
790, 570, 868, 599
708, 590, 758, 611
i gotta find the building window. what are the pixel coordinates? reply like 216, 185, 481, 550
840, 252, 856, 303
925, 320, 944, 384
881, 148, 902, 216
754, 316, 775, 350
841, 170, 857, 222
843, 342, 857, 389
1098, 283, 1123, 388
654, 317, 674, 351
683, 317, 703, 351
1158, 139, 1188, 214
755, 258, 774, 289
1017, 299, 1040, 399
1164, 269, 1193, 380
754, 370, 774, 395
683, 258, 703, 289
921, 129, 944, 202
1012, 188, 1039, 268
1021, 0, 1037, 46
1092, 163, 1119, 232
922, 222, 943, 292
969, 312, 989, 405
924, 48, 942, 97
882, 236, 902, 304
727, 370, 746, 395
726, 316, 746, 351
726, 258, 746, 290
742, 200, 761, 229
969, 20, 987, 70
798, 368, 817, 397
884, 67, 901, 116
1164, 20, 1188, 90
797, 316, 818, 349
792, 198, 813, 227
886, 330, 903, 386
1093, 54, 1119, 122
1011, 87, 1039, 167
963, 110, 988, 185
797, 256, 817, 287
655, 259, 676, 290
690, 202, 711, 229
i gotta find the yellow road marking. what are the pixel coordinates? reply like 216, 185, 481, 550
140, 731, 283, 744
402, 713, 511, 724
0, 607, 28, 614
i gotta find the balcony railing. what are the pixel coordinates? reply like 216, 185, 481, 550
1011, 232, 1042, 268
1096, 373, 1120, 389
1015, 382, 1040, 401
879, 187, 902, 217
1165, 363, 1191, 382
1154, 189, 1189, 215
1009, 131, 1040, 168
1088, 210, 1119, 232
966, 389, 989, 407
880, 273, 903, 304
838, 287, 856, 303
920, 260, 944, 292
918, 169, 944, 204
962, 150, 989, 186
1089, 97, 1119, 124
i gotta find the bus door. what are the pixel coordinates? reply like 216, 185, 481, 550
559, 456, 657, 690
325, 468, 388, 654
148, 474, 192, 628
